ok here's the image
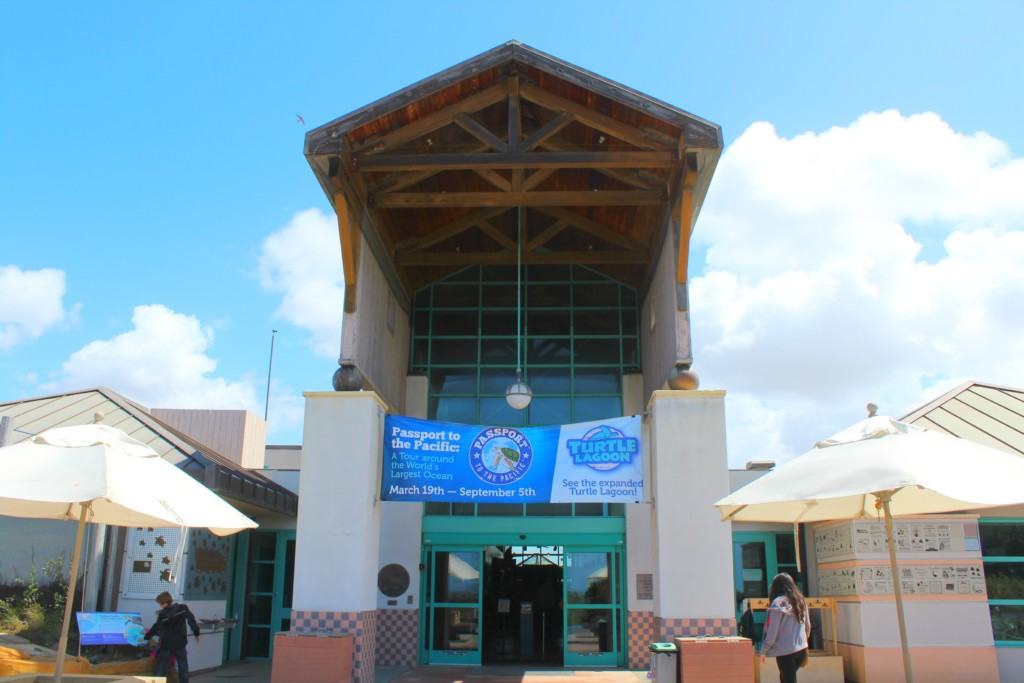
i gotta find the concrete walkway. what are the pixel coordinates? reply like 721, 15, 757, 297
194, 663, 646, 683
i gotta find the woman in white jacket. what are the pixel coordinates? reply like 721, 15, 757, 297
761, 573, 811, 683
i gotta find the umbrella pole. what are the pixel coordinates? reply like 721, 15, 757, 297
880, 493, 914, 683
54, 503, 89, 683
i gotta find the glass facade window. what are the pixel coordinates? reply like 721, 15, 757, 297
981, 520, 1024, 644
412, 264, 639, 520
409, 264, 640, 428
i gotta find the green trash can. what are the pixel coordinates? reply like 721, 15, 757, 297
648, 642, 678, 683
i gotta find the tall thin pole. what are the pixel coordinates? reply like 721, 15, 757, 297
264, 329, 277, 421
54, 503, 90, 683
515, 207, 523, 381
880, 492, 914, 683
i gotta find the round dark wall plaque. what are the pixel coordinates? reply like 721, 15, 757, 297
377, 563, 411, 597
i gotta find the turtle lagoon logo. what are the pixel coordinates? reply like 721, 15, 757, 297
469, 427, 534, 485
566, 425, 639, 472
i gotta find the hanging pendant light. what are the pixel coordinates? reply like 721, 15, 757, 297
506, 207, 533, 410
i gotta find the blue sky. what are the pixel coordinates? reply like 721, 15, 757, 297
2, 2, 1023, 458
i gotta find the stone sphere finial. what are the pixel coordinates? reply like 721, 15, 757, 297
667, 363, 700, 390
332, 359, 363, 392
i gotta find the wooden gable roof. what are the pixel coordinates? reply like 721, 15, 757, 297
305, 41, 722, 309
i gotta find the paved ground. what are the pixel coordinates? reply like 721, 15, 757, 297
194, 663, 647, 683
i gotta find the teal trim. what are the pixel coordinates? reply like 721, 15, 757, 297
424, 546, 484, 665
732, 531, 806, 646
226, 530, 249, 661
270, 530, 296, 656
420, 531, 627, 667
979, 519, 1024, 647
424, 515, 624, 538
563, 546, 624, 667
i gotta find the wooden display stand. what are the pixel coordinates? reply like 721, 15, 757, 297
674, 636, 754, 683
270, 632, 353, 683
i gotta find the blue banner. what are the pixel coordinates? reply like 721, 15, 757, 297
76, 612, 146, 646
382, 415, 644, 503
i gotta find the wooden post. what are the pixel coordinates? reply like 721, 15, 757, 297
335, 193, 360, 313
54, 503, 90, 683
880, 492, 915, 683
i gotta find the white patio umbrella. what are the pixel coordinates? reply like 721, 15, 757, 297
714, 415, 1024, 683
0, 424, 258, 682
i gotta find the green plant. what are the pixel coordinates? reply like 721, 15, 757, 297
0, 555, 72, 648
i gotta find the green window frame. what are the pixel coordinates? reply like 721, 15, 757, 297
409, 264, 640, 429
981, 518, 1024, 647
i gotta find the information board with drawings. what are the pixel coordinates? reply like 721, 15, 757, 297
814, 520, 966, 562
818, 564, 986, 597
121, 527, 183, 599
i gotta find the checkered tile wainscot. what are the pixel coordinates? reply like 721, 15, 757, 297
290, 610, 378, 683
657, 616, 736, 639
628, 611, 656, 669
376, 609, 418, 666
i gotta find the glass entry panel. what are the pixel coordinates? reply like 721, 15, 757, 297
564, 548, 621, 667
425, 548, 483, 664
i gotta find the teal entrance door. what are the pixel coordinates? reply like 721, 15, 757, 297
732, 531, 802, 646
424, 547, 483, 664
563, 547, 622, 667
231, 530, 296, 660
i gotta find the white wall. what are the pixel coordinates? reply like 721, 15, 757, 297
997, 648, 1024, 683
623, 373, 655, 612
340, 238, 411, 413
836, 600, 994, 647
377, 503, 422, 610
375, 376, 428, 610
293, 392, 385, 613
649, 390, 733, 619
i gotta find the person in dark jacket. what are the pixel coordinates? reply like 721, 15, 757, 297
144, 591, 200, 683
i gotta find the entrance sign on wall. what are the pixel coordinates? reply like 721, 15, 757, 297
381, 415, 645, 503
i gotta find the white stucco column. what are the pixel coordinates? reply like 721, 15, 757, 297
648, 389, 735, 638
292, 391, 387, 683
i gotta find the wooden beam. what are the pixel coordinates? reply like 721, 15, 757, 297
509, 78, 523, 190
473, 168, 512, 192
454, 113, 508, 151
519, 81, 672, 151
358, 151, 676, 171
396, 249, 649, 266
354, 81, 508, 154
334, 192, 360, 313
367, 142, 490, 194
526, 219, 567, 251
676, 167, 698, 286
476, 219, 516, 250
538, 138, 661, 190
394, 207, 507, 253
522, 167, 558, 191
537, 206, 649, 252
374, 190, 664, 208
508, 76, 522, 150
521, 111, 574, 151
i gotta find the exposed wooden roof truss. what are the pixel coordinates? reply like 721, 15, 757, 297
305, 42, 722, 309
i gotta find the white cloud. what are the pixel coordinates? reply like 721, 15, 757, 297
0, 265, 69, 350
259, 208, 344, 358
691, 111, 1024, 466
47, 304, 303, 435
